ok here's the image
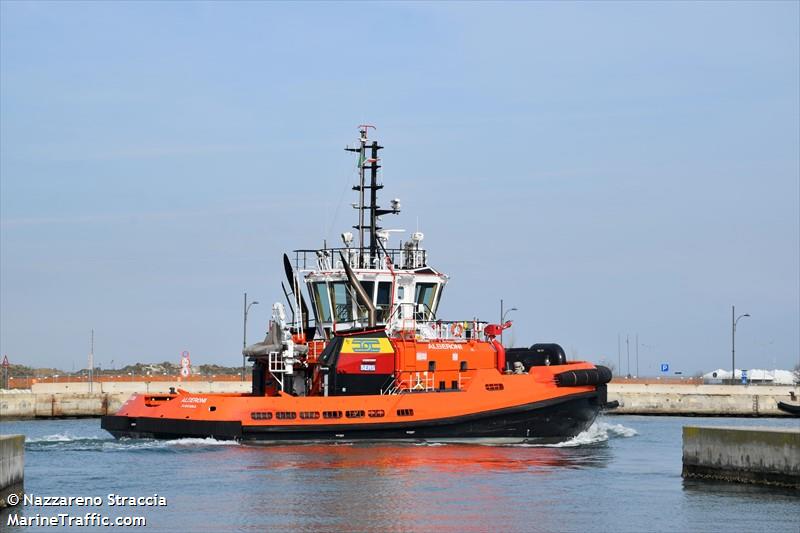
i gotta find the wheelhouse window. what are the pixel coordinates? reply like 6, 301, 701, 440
358, 281, 375, 321
311, 282, 332, 323
329, 281, 353, 322
414, 282, 437, 317
376, 281, 392, 322
361, 281, 375, 302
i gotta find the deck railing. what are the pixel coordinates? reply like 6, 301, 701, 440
292, 247, 427, 272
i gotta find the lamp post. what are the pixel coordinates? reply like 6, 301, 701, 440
243, 292, 259, 381
499, 299, 518, 346
731, 305, 750, 385
626, 336, 631, 378
640, 342, 656, 377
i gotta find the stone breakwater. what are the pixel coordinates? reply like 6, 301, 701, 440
607, 383, 798, 416
682, 426, 800, 489
0, 435, 24, 508
0, 381, 251, 419
1, 382, 797, 419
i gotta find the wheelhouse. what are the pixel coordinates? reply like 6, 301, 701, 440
294, 246, 448, 338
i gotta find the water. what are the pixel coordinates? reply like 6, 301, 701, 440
2, 416, 798, 532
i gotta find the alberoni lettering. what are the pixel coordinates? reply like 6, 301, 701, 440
428, 343, 463, 350
181, 397, 207, 404
108, 494, 168, 506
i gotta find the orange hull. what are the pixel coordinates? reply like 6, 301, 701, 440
102, 362, 609, 443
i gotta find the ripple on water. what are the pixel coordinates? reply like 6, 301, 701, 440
494, 421, 638, 448
25, 434, 240, 453
24, 421, 637, 452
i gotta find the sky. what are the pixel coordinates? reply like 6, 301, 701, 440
1, 1, 798, 376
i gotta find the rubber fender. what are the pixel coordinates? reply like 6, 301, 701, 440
555, 365, 613, 387
530, 343, 567, 365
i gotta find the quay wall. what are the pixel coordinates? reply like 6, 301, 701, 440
607, 383, 798, 416
682, 426, 800, 489
0, 381, 251, 419
1, 382, 798, 419
0, 435, 24, 508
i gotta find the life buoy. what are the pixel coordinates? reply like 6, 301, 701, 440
450, 322, 464, 337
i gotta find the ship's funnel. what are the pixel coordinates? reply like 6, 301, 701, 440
339, 252, 377, 328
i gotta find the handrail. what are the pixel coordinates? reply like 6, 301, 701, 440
292, 247, 427, 272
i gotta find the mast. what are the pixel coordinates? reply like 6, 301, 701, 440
368, 139, 382, 265
345, 125, 391, 268
345, 127, 368, 266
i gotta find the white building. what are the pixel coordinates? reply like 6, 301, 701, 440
703, 368, 796, 385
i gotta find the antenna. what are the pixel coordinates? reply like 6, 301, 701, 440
344, 125, 400, 269
345, 126, 370, 265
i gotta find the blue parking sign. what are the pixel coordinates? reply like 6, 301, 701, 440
660, 363, 669, 373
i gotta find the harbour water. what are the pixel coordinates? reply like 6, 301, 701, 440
1, 415, 798, 532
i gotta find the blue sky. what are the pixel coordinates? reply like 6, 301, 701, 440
1, 1, 798, 375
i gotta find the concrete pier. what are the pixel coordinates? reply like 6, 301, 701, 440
608, 383, 798, 416
2, 382, 798, 419
1, 381, 251, 419
682, 426, 800, 489
0, 435, 24, 508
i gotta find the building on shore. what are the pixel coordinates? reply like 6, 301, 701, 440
702, 368, 796, 386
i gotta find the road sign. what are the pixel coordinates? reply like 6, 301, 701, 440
660, 363, 669, 373
180, 367, 190, 378
741, 369, 748, 385
2, 355, 8, 368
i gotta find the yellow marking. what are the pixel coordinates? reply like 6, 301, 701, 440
342, 337, 394, 354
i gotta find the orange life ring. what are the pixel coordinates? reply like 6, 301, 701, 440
450, 322, 464, 337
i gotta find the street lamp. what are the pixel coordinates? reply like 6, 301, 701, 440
243, 292, 259, 381
640, 343, 656, 377
499, 299, 518, 346
731, 305, 750, 385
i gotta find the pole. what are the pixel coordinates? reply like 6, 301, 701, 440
626, 335, 630, 378
242, 292, 247, 382
732, 304, 736, 385
635, 333, 639, 377
730, 307, 750, 384
368, 140, 380, 266
500, 299, 504, 345
617, 333, 621, 377
358, 131, 366, 266
89, 329, 94, 393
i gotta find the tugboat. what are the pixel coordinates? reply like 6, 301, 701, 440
102, 126, 613, 443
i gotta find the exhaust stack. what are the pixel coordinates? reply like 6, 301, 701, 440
339, 252, 377, 327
